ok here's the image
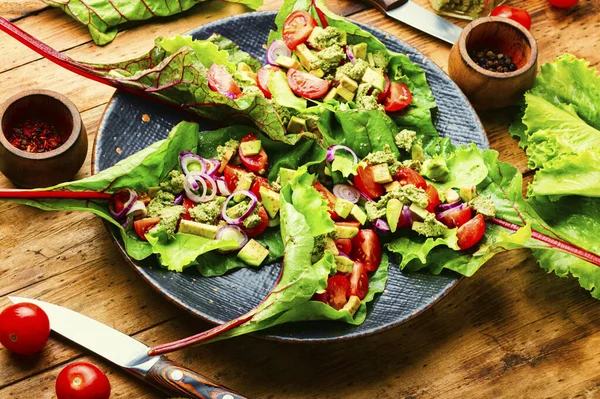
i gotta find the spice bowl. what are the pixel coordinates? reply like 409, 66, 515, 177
0, 90, 87, 188
448, 16, 538, 111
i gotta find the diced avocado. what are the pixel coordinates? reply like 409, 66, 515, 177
338, 30, 347, 46
310, 69, 325, 78
237, 62, 253, 72
234, 173, 254, 202
367, 52, 375, 67
350, 205, 367, 225
275, 55, 302, 70
335, 255, 354, 273
371, 164, 393, 184
460, 186, 477, 202
218, 147, 236, 173
384, 181, 401, 192
269, 70, 307, 110
259, 186, 281, 218
267, 216, 280, 227
336, 86, 355, 102
287, 116, 307, 134
411, 144, 425, 162
409, 203, 430, 221
147, 187, 160, 198
307, 26, 326, 49
335, 224, 359, 239
334, 198, 354, 219
279, 168, 297, 187
178, 220, 219, 239
237, 239, 269, 267
295, 44, 317, 70
445, 188, 460, 203
353, 43, 368, 60
325, 238, 339, 256
239, 140, 262, 157
324, 87, 338, 102
342, 296, 361, 316
386, 198, 402, 233
340, 75, 359, 93
362, 68, 386, 91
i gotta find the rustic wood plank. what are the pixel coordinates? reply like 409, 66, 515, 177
0, 1, 47, 21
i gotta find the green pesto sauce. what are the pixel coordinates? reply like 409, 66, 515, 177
413, 213, 448, 238
363, 145, 397, 166
470, 195, 497, 218
395, 129, 418, 153
313, 45, 346, 73
216, 139, 239, 162
226, 200, 260, 229
335, 59, 370, 82
311, 26, 345, 49
189, 198, 224, 224
371, 51, 389, 69
365, 184, 428, 222
151, 205, 184, 239
147, 190, 175, 217
159, 170, 185, 194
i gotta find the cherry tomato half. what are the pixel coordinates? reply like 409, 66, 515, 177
286, 68, 330, 99
457, 214, 486, 250
239, 134, 269, 175
424, 185, 441, 213
207, 64, 242, 98
282, 10, 317, 50
349, 262, 369, 300
384, 82, 412, 112
354, 165, 385, 199
377, 74, 391, 103
250, 176, 271, 201
0, 303, 50, 355
491, 5, 532, 30
241, 206, 269, 238
335, 238, 352, 256
325, 275, 351, 310
257, 65, 281, 99
394, 168, 427, 189
438, 206, 472, 229
314, 181, 342, 220
181, 198, 196, 221
223, 164, 247, 192
55, 362, 111, 399
133, 217, 161, 241
350, 230, 382, 272
548, 0, 578, 8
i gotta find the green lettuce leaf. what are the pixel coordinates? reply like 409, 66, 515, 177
43, 0, 263, 46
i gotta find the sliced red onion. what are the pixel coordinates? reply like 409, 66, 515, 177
109, 188, 138, 220
326, 145, 358, 164
180, 152, 206, 175
266, 40, 291, 65
333, 184, 360, 204
223, 92, 236, 100
121, 216, 133, 230
403, 205, 413, 227
346, 46, 356, 63
184, 173, 217, 203
436, 203, 467, 223
359, 190, 375, 202
374, 218, 391, 233
205, 158, 221, 176
221, 190, 258, 225
174, 192, 185, 205
215, 177, 231, 196
186, 173, 200, 191
127, 200, 148, 219
435, 199, 462, 214
215, 225, 249, 253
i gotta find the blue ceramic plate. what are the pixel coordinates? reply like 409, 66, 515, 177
93, 12, 487, 342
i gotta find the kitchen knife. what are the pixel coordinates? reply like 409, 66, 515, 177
8, 296, 246, 399
362, 0, 462, 45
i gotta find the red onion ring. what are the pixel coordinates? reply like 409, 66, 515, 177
109, 188, 138, 220
326, 145, 358, 164
215, 177, 231, 196
221, 190, 258, 225
374, 218, 391, 233
266, 40, 292, 65
333, 184, 360, 204
215, 225, 249, 253
205, 158, 221, 176
435, 200, 463, 214
174, 192, 185, 205
180, 152, 206, 176
403, 205, 413, 227
184, 173, 217, 203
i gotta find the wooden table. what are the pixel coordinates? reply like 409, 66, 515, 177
0, 0, 598, 397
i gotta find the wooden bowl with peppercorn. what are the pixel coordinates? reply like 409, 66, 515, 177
448, 16, 538, 111
0, 90, 87, 188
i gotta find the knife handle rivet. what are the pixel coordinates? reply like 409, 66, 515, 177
170, 369, 184, 381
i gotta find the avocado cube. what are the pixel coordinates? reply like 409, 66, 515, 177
295, 44, 317, 70
276, 55, 302, 70
445, 188, 460, 203
259, 186, 281, 218
335, 255, 355, 273
335, 224, 359, 239
234, 173, 254, 201
342, 296, 361, 316
218, 147, 236, 173
371, 164, 393, 184
310, 68, 325, 78
239, 140, 262, 157
307, 26, 326, 49
386, 198, 402, 233
178, 220, 219, 239
325, 238, 339, 256
362, 68, 386, 91
336, 86, 355, 102
237, 62, 253, 72
237, 239, 270, 267
353, 43, 368, 60
340, 75, 358, 93
409, 203, 430, 221
460, 186, 477, 202
384, 181, 401, 192
350, 205, 367, 225
147, 187, 160, 198
279, 168, 297, 187
287, 116, 307, 134
334, 198, 354, 219
324, 87, 338, 102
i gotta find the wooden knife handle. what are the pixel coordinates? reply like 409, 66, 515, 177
145, 357, 247, 399
361, 0, 408, 13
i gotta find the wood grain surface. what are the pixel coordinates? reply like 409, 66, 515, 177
0, 0, 599, 398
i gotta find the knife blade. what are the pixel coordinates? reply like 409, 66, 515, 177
8, 296, 246, 399
362, 0, 462, 45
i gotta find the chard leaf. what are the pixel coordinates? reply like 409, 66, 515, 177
431, 143, 489, 190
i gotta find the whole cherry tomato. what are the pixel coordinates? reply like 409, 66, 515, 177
0, 302, 50, 355
491, 5, 532, 30
55, 362, 111, 399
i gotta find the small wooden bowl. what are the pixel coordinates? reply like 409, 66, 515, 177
0, 90, 87, 188
448, 17, 538, 111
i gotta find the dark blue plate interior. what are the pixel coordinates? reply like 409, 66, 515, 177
94, 12, 488, 342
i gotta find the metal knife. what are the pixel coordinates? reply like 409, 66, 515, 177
362, 0, 462, 45
8, 296, 246, 399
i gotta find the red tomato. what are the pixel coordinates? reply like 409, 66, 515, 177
377, 74, 391, 103
349, 262, 369, 300
491, 5, 532, 30
354, 165, 385, 199
457, 214, 486, 250
548, 0, 578, 7
257, 65, 281, 99
133, 217, 161, 241
223, 165, 247, 192
207, 64, 242, 98
250, 176, 271, 200
325, 275, 351, 310
282, 10, 317, 50
424, 185, 441, 213
313, 181, 342, 220
0, 303, 50, 355
393, 168, 427, 189
239, 134, 268, 175
438, 206, 472, 229
350, 230, 382, 272
312, 291, 327, 303
384, 82, 413, 112
286, 68, 330, 99
241, 206, 269, 237
55, 362, 111, 399
181, 198, 196, 221
335, 238, 352, 255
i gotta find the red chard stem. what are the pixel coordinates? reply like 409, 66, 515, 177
0, 189, 112, 200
